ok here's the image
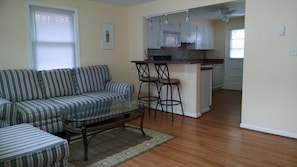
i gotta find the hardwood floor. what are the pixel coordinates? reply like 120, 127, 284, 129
120, 90, 297, 167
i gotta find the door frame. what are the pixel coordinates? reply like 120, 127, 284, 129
223, 25, 244, 90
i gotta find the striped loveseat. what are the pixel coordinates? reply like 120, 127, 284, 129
0, 65, 134, 134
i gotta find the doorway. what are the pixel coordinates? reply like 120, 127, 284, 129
223, 26, 244, 90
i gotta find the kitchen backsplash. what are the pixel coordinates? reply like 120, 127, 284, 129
147, 43, 207, 60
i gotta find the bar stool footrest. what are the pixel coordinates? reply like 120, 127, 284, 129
159, 100, 182, 106
138, 96, 159, 102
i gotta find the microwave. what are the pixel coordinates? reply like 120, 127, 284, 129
161, 30, 181, 47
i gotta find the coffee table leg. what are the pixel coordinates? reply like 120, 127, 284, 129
82, 126, 88, 161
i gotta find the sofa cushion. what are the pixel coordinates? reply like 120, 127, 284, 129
0, 69, 43, 102
15, 99, 65, 133
83, 91, 126, 102
39, 69, 76, 99
105, 81, 134, 101
74, 65, 111, 94
49, 95, 99, 108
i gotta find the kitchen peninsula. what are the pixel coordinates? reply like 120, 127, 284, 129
131, 59, 215, 118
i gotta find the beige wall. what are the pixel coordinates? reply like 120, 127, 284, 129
1, 0, 296, 138
241, 0, 297, 138
207, 17, 245, 59
128, 0, 297, 138
0, 0, 28, 69
0, 0, 131, 82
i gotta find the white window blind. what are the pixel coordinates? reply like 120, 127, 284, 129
229, 29, 245, 59
29, 5, 79, 70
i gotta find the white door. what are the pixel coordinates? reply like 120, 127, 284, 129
224, 27, 244, 90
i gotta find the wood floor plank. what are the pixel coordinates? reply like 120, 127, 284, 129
119, 90, 297, 167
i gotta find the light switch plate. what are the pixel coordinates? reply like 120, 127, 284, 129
291, 48, 297, 56
278, 26, 286, 36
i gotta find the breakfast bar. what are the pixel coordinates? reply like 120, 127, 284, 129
131, 60, 212, 118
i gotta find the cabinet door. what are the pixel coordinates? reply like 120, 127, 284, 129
204, 24, 215, 49
194, 23, 215, 50
147, 19, 161, 49
209, 25, 215, 49
195, 23, 205, 49
160, 18, 180, 32
180, 22, 196, 43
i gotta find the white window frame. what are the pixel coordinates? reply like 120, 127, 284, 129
26, 1, 80, 70
227, 26, 245, 59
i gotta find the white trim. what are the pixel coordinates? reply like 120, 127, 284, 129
25, 1, 33, 68
26, 0, 77, 13
186, 112, 202, 118
152, 105, 202, 118
223, 24, 244, 90
240, 123, 297, 139
25, 0, 80, 69
73, 8, 80, 67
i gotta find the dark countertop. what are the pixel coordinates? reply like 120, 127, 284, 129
131, 60, 202, 64
200, 59, 224, 65
131, 59, 224, 65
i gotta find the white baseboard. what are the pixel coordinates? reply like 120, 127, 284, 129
240, 123, 297, 139
200, 107, 210, 114
153, 105, 201, 118
185, 112, 202, 118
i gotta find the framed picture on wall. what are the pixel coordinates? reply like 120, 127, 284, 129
101, 23, 114, 49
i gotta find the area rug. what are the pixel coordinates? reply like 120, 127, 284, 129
68, 125, 174, 167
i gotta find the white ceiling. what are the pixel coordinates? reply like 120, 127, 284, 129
189, 0, 245, 20
91, 0, 245, 21
91, 0, 157, 7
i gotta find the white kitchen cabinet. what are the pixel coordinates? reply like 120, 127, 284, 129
147, 18, 161, 49
188, 23, 215, 50
212, 64, 223, 90
160, 18, 180, 33
194, 23, 204, 49
204, 24, 215, 49
180, 22, 196, 43
146, 18, 214, 50
200, 65, 212, 113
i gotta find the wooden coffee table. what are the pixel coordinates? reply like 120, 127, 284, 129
60, 100, 145, 161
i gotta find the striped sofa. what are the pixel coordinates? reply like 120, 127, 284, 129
0, 65, 134, 134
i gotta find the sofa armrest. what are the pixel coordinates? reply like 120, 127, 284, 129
0, 97, 10, 106
0, 98, 14, 126
105, 81, 135, 101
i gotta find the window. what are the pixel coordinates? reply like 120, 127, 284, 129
229, 28, 245, 59
29, 4, 79, 70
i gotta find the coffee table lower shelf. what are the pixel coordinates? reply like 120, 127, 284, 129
62, 110, 145, 161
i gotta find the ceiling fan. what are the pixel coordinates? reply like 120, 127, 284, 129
218, 8, 236, 22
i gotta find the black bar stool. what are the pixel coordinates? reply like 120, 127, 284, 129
135, 62, 160, 115
154, 63, 184, 121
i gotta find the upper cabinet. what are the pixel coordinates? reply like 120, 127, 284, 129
180, 22, 196, 43
160, 18, 180, 33
146, 18, 215, 50
147, 19, 161, 49
188, 23, 215, 50
204, 24, 215, 49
